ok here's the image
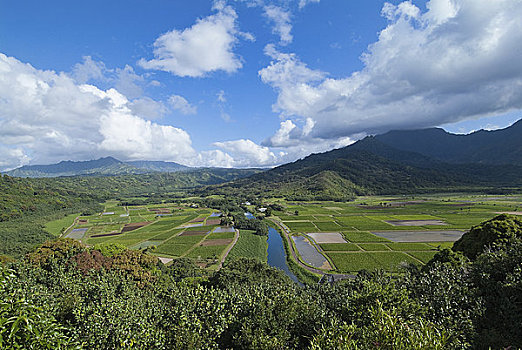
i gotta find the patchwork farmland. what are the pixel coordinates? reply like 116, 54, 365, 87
273, 193, 522, 273
60, 201, 237, 269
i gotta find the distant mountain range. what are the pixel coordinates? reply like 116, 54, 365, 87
4, 157, 190, 178
205, 120, 522, 199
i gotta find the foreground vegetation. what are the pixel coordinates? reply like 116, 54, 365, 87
1, 213, 521, 349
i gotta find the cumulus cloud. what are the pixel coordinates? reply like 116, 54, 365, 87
213, 139, 277, 167
0, 53, 198, 170
264, 5, 293, 45
196, 149, 235, 168
168, 95, 197, 115
260, 0, 522, 143
71, 56, 107, 84
128, 97, 168, 120
138, 2, 253, 77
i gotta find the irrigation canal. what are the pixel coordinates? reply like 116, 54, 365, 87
267, 227, 301, 284
244, 212, 301, 284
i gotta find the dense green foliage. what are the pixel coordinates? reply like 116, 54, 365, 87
453, 214, 522, 258
2, 216, 522, 349
0, 175, 103, 258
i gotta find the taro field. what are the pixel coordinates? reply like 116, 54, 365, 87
272, 193, 522, 273
57, 201, 237, 269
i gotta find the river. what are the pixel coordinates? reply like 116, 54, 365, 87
267, 227, 301, 284
244, 212, 300, 283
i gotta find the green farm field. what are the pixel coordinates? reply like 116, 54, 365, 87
273, 194, 522, 273
227, 229, 268, 262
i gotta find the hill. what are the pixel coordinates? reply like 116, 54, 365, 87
205, 121, 522, 200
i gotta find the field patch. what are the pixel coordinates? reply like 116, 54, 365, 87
66, 228, 88, 240
372, 230, 464, 242
408, 251, 438, 263
45, 213, 80, 236
314, 221, 342, 231
201, 238, 233, 246
131, 240, 161, 249
385, 220, 447, 226
155, 243, 193, 256
189, 217, 206, 223
328, 252, 418, 272
335, 216, 393, 230
207, 230, 235, 240
121, 222, 151, 233
342, 231, 391, 243
386, 242, 435, 251
188, 245, 227, 260
307, 232, 346, 244
292, 235, 331, 269
320, 243, 360, 251
427, 241, 454, 249
227, 230, 268, 262
327, 252, 381, 271
213, 226, 235, 233
179, 230, 209, 236
285, 221, 317, 232
359, 243, 391, 251
206, 219, 221, 225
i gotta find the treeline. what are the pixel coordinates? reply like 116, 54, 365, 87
1, 215, 521, 349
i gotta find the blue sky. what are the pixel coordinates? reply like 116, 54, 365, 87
1, 0, 521, 170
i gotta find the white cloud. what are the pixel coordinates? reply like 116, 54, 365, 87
195, 149, 235, 168
71, 56, 107, 84
0, 146, 30, 171
220, 111, 232, 122
168, 95, 197, 115
217, 90, 227, 103
139, 3, 252, 77
298, 0, 320, 10
260, 0, 522, 143
264, 5, 293, 45
129, 97, 168, 120
0, 53, 198, 170
114, 65, 144, 99
213, 139, 277, 167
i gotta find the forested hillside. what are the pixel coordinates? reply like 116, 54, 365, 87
204, 138, 522, 200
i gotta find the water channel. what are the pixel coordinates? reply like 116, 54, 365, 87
267, 227, 301, 284
244, 212, 300, 284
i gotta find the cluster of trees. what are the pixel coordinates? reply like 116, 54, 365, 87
1, 214, 521, 349
230, 213, 270, 236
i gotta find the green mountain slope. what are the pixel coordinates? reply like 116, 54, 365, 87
204, 125, 522, 200
375, 119, 522, 165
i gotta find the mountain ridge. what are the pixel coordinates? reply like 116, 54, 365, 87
4, 157, 189, 178
203, 120, 522, 199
